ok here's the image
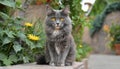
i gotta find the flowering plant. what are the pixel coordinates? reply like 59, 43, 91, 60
24, 22, 40, 41
103, 24, 120, 49
0, 7, 44, 66
31, 0, 51, 5
109, 24, 120, 48
76, 44, 92, 61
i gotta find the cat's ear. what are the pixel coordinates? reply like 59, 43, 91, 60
46, 5, 54, 15
62, 5, 70, 15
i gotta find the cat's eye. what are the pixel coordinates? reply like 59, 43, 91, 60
51, 17, 56, 21
60, 18, 64, 21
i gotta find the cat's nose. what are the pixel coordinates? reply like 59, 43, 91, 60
56, 23, 60, 26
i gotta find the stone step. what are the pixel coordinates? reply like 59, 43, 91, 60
0, 59, 88, 69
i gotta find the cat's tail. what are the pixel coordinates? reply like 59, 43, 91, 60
35, 55, 49, 65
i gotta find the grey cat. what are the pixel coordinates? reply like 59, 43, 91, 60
37, 5, 76, 66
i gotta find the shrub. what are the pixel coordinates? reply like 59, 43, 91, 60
0, 0, 45, 66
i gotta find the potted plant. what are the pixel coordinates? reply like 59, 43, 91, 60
104, 24, 120, 55
109, 24, 120, 55
35, 0, 47, 5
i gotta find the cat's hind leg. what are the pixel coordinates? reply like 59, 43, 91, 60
56, 46, 70, 66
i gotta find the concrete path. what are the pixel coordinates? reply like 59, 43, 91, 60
88, 54, 120, 69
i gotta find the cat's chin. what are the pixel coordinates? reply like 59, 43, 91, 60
55, 26, 60, 30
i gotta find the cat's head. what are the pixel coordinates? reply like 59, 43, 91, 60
45, 5, 72, 30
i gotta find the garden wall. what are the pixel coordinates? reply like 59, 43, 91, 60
25, 5, 46, 22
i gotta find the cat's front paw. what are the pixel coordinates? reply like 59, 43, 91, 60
49, 61, 55, 66
56, 62, 65, 66
65, 62, 72, 66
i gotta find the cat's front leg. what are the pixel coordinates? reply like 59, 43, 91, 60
57, 46, 70, 66
48, 48, 55, 66
46, 43, 55, 66
56, 56, 65, 66
49, 52, 58, 66
49, 61, 55, 66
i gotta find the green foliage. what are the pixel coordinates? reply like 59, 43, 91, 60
90, 2, 120, 37
0, 0, 15, 8
76, 44, 92, 61
106, 0, 120, 4
109, 24, 120, 49
90, 0, 120, 16
0, 1, 45, 66
110, 25, 120, 43
91, 0, 107, 16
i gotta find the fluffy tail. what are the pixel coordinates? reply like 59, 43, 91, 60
35, 55, 49, 65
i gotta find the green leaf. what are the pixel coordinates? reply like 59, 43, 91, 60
0, 30, 4, 37
25, 39, 35, 49
0, 53, 12, 66
16, 0, 22, 8
0, 53, 7, 60
0, 62, 1, 66
0, 12, 10, 20
5, 31, 15, 38
2, 37, 11, 45
3, 58, 12, 66
17, 32, 26, 41
9, 55, 18, 63
36, 43, 42, 48
13, 42, 22, 53
0, 0, 15, 8
23, 56, 29, 63
78, 49, 84, 54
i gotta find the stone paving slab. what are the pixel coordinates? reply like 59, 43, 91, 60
88, 54, 120, 69
0, 60, 88, 69
0, 63, 72, 69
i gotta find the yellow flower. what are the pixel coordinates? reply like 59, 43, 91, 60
25, 22, 33, 27
103, 24, 110, 33
28, 34, 40, 41
110, 37, 114, 41
79, 45, 83, 48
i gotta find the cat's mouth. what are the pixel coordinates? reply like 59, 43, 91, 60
55, 26, 60, 30
55, 23, 60, 30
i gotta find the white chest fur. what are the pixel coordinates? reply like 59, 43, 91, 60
53, 30, 60, 36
